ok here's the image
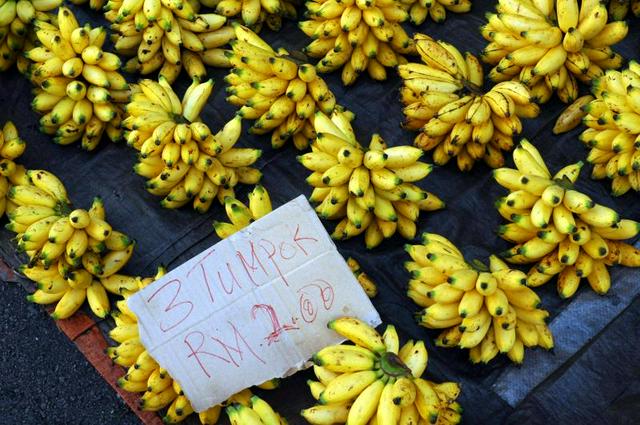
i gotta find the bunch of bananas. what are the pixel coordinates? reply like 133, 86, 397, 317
494, 139, 640, 298
401, 0, 472, 25
125, 77, 262, 212
201, 0, 298, 32
9, 179, 135, 319
481, 0, 628, 104
225, 24, 336, 150
579, 64, 640, 194
406, 233, 553, 364
302, 317, 462, 424
606, 0, 640, 20
298, 0, 416, 85
226, 396, 287, 425
347, 256, 378, 298
105, 0, 232, 82
213, 184, 272, 238
25, 7, 129, 149
400, 34, 537, 171
299, 108, 443, 248
110, 269, 281, 424
0, 0, 62, 71
0, 121, 26, 217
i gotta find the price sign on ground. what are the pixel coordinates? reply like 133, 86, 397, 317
128, 195, 381, 412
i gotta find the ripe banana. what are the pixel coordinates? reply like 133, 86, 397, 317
125, 77, 261, 212
300, 107, 442, 248
401, 34, 538, 171
407, 234, 552, 364
493, 139, 640, 298
107, 0, 232, 83
304, 317, 463, 424
299, 0, 416, 85
482, 0, 628, 103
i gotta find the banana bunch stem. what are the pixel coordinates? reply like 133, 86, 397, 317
493, 139, 640, 298
401, 0, 472, 25
105, 0, 233, 82
399, 33, 539, 171
481, 0, 629, 104
299, 0, 417, 86
0, 121, 27, 218
225, 24, 337, 150
124, 77, 262, 212
25, 7, 130, 149
406, 232, 553, 364
578, 63, 640, 194
300, 107, 444, 248
303, 317, 463, 424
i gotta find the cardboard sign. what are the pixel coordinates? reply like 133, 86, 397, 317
128, 196, 381, 412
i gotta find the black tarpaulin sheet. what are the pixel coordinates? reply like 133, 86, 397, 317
1, 2, 639, 424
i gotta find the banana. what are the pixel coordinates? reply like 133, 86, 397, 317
483, 1, 627, 104
407, 233, 553, 363
307, 319, 461, 425
494, 136, 639, 297
400, 34, 537, 170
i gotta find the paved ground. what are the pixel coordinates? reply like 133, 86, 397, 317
0, 280, 139, 425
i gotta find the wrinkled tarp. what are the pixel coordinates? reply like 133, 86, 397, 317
1, 2, 639, 424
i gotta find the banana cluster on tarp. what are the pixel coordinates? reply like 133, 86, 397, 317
125, 77, 262, 212
302, 317, 463, 425
578, 63, 640, 195
298, 0, 416, 85
494, 139, 640, 298
299, 107, 443, 248
481, 0, 628, 104
400, 33, 538, 171
25, 7, 129, 149
201, 0, 299, 32
406, 233, 553, 364
225, 24, 337, 150
401, 0, 472, 25
7, 168, 134, 319
105, 0, 233, 83
109, 268, 282, 424
0, 0, 62, 71
0, 121, 26, 217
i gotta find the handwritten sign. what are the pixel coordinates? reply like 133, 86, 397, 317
128, 196, 381, 412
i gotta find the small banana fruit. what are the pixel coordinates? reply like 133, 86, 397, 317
481, 0, 628, 103
400, 33, 538, 171
125, 77, 262, 212
408, 233, 552, 364
303, 317, 463, 424
493, 139, 640, 298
